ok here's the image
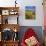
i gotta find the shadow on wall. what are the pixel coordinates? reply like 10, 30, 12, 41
18, 26, 44, 44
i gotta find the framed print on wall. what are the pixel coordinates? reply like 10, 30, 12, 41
25, 6, 36, 19
2, 10, 9, 15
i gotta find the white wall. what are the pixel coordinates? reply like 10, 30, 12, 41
18, 0, 44, 26
0, 0, 15, 7
0, 0, 44, 26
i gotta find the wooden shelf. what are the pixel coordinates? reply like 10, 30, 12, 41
0, 7, 19, 10
0, 7, 20, 46
0, 24, 20, 32
0, 7, 19, 24
2, 40, 19, 42
1, 40, 19, 46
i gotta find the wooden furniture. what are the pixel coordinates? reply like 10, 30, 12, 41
0, 24, 19, 32
2, 41, 19, 46
0, 7, 19, 24
0, 7, 19, 46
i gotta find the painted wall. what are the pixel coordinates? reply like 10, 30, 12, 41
0, 0, 44, 26
18, 0, 44, 26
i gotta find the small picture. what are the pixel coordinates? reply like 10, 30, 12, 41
25, 6, 36, 19
2, 10, 9, 15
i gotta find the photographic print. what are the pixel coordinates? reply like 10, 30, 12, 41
25, 6, 36, 19
2, 10, 9, 15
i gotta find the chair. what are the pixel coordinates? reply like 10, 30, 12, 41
21, 28, 41, 46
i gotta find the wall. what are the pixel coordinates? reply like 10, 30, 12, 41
0, 0, 44, 26
18, 0, 44, 26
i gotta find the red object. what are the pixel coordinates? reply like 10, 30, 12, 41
21, 28, 41, 46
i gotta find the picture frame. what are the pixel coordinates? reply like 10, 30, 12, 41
25, 6, 36, 19
9, 10, 18, 15
2, 10, 9, 15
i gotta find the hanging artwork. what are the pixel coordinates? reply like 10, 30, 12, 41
25, 6, 36, 19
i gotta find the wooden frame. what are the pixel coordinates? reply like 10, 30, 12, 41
2, 10, 9, 15
25, 6, 36, 20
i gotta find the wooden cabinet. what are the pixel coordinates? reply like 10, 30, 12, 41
0, 7, 20, 46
